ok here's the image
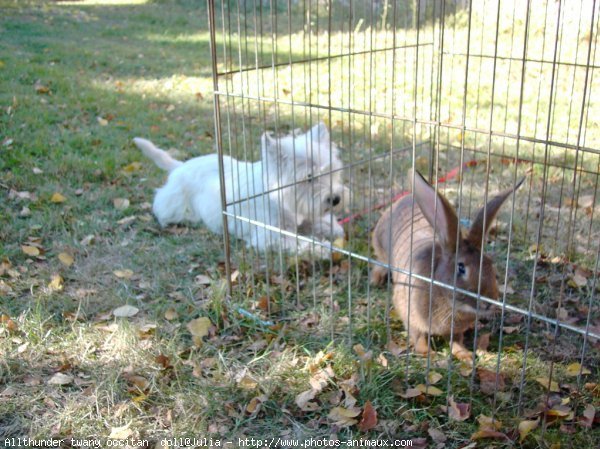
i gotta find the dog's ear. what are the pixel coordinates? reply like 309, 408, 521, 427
261, 131, 277, 151
309, 122, 330, 143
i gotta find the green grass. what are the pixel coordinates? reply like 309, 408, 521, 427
1, 0, 599, 447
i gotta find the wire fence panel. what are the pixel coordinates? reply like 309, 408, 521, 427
209, 0, 599, 434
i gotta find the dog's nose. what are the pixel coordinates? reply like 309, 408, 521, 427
328, 194, 341, 207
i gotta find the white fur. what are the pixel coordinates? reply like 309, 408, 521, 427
133, 123, 345, 254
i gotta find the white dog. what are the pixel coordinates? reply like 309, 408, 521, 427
133, 123, 345, 254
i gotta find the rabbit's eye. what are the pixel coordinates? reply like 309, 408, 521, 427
457, 262, 466, 276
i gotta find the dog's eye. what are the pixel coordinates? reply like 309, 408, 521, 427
457, 262, 466, 276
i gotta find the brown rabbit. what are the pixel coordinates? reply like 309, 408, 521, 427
372, 171, 523, 359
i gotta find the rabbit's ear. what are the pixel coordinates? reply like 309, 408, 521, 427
413, 171, 460, 252
467, 177, 525, 249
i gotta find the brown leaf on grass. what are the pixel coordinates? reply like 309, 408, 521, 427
113, 305, 139, 318
580, 404, 596, 428
187, 317, 212, 339
21, 245, 40, 257
328, 406, 361, 427
295, 389, 319, 412
309, 367, 334, 393
1, 314, 19, 333
386, 339, 408, 357
113, 198, 130, 210
546, 404, 572, 418
377, 353, 388, 368
470, 429, 509, 441
47, 372, 73, 386
565, 362, 591, 377
164, 308, 179, 321
477, 368, 505, 395
48, 274, 64, 292
518, 418, 539, 442
109, 423, 132, 439
353, 344, 373, 362
34, 82, 50, 94
155, 354, 172, 370
235, 368, 258, 390
50, 192, 67, 203
114, 269, 134, 279
416, 384, 444, 396
441, 396, 471, 421
58, 252, 74, 267
307, 350, 333, 372
357, 400, 377, 432
534, 376, 560, 392
122, 162, 142, 173
246, 394, 268, 414
427, 371, 443, 385
477, 414, 502, 430
427, 427, 447, 444
126, 374, 150, 392
398, 388, 424, 399
195, 274, 211, 285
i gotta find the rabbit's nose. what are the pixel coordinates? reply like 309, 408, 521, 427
327, 194, 341, 207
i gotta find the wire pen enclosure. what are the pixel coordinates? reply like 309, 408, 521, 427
208, 0, 599, 434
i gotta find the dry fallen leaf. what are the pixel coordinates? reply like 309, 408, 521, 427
195, 274, 212, 285
246, 394, 268, 414
353, 343, 373, 362
80, 234, 95, 246
427, 371, 443, 385
398, 388, 423, 399
357, 400, 378, 432
442, 396, 471, 421
309, 367, 333, 393
109, 423, 132, 439
48, 372, 73, 386
470, 429, 508, 441
477, 414, 502, 430
48, 274, 64, 292
58, 252, 74, 267
50, 192, 67, 203
565, 362, 591, 377
580, 404, 596, 428
427, 427, 446, 444
21, 245, 40, 257
235, 368, 258, 390
328, 406, 361, 427
416, 384, 444, 396
518, 418, 539, 442
295, 389, 319, 412
477, 368, 505, 395
113, 198, 130, 210
113, 305, 139, 318
534, 376, 560, 392
187, 317, 212, 339
127, 374, 150, 391
164, 308, 179, 321
122, 162, 142, 173
114, 269, 134, 279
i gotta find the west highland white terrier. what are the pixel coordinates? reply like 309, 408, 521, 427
133, 123, 345, 254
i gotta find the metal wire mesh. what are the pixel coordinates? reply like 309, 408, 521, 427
209, 0, 599, 424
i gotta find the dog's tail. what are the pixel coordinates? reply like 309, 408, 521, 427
133, 137, 183, 172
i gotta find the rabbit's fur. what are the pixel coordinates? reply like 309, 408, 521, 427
372, 172, 523, 359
